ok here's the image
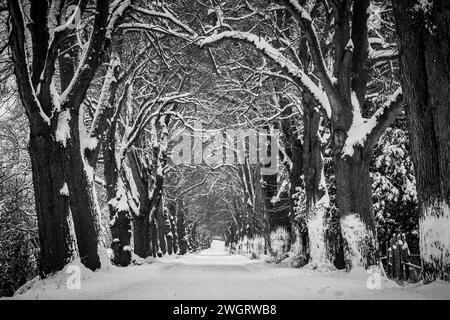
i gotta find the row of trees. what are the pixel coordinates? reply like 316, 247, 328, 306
3, 0, 213, 281
2, 0, 448, 288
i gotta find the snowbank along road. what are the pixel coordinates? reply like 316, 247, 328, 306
9, 240, 450, 300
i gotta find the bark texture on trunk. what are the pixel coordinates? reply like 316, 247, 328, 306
104, 124, 132, 266
334, 150, 378, 269
151, 216, 162, 257
29, 127, 78, 276
393, 0, 450, 282
127, 148, 152, 258
67, 112, 102, 270
156, 200, 167, 255
8, 0, 126, 273
132, 214, 151, 258
282, 0, 391, 271
177, 202, 187, 255
168, 202, 179, 254
109, 204, 132, 267
302, 97, 334, 270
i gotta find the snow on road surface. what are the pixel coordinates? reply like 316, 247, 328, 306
8, 240, 450, 300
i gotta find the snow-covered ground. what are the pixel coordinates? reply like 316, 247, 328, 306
6, 240, 450, 300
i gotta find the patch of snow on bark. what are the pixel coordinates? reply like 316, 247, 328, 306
306, 205, 330, 269
287, 0, 312, 21
340, 214, 372, 269
60, 182, 69, 196
345, 39, 354, 51
419, 201, 450, 268
55, 110, 71, 147
78, 106, 97, 179
343, 87, 402, 157
305, 182, 334, 271
197, 31, 331, 118
108, 179, 129, 214
106, 0, 131, 39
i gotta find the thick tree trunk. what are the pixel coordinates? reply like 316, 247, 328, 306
393, 0, 450, 283
260, 128, 291, 255
8, 0, 123, 274
302, 99, 334, 270
132, 214, 151, 258
104, 127, 131, 266
104, 187, 132, 266
261, 130, 281, 232
168, 202, 179, 254
334, 149, 378, 269
286, 124, 306, 259
126, 149, 152, 258
176, 205, 187, 255
109, 203, 132, 267
29, 111, 102, 272
279, 98, 307, 264
150, 215, 162, 257
29, 127, 77, 276
163, 206, 173, 255
166, 235, 173, 255
65, 111, 102, 270
284, 0, 385, 271
156, 201, 167, 255
131, 184, 163, 258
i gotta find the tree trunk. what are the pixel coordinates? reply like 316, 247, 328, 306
286, 122, 306, 259
168, 202, 179, 254
166, 235, 173, 255
65, 111, 102, 270
177, 204, 187, 255
279, 98, 308, 263
393, 0, 450, 283
126, 149, 152, 258
157, 201, 167, 255
132, 214, 151, 258
28, 126, 77, 276
164, 205, 173, 255
261, 129, 281, 232
302, 98, 334, 270
109, 203, 132, 267
150, 215, 162, 257
103, 125, 131, 266
334, 148, 378, 269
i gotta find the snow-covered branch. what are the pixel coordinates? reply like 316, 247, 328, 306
88, 56, 120, 141
120, 4, 332, 117
60, 0, 130, 110
282, 0, 337, 103
369, 48, 399, 64
342, 88, 403, 157
196, 31, 331, 118
8, 0, 51, 125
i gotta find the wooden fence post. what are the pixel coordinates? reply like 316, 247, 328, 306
401, 233, 410, 281
384, 232, 416, 283
397, 234, 403, 281
386, 241, 391, 277
393, 234, 401, 280
389, 236, 395, 277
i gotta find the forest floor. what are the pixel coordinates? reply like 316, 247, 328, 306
7, 240, 450, 300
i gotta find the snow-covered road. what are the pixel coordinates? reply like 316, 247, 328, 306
9, 240, 450, 300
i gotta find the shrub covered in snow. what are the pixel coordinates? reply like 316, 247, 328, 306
270, 227, 291, 257
371, 126, 419, 253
